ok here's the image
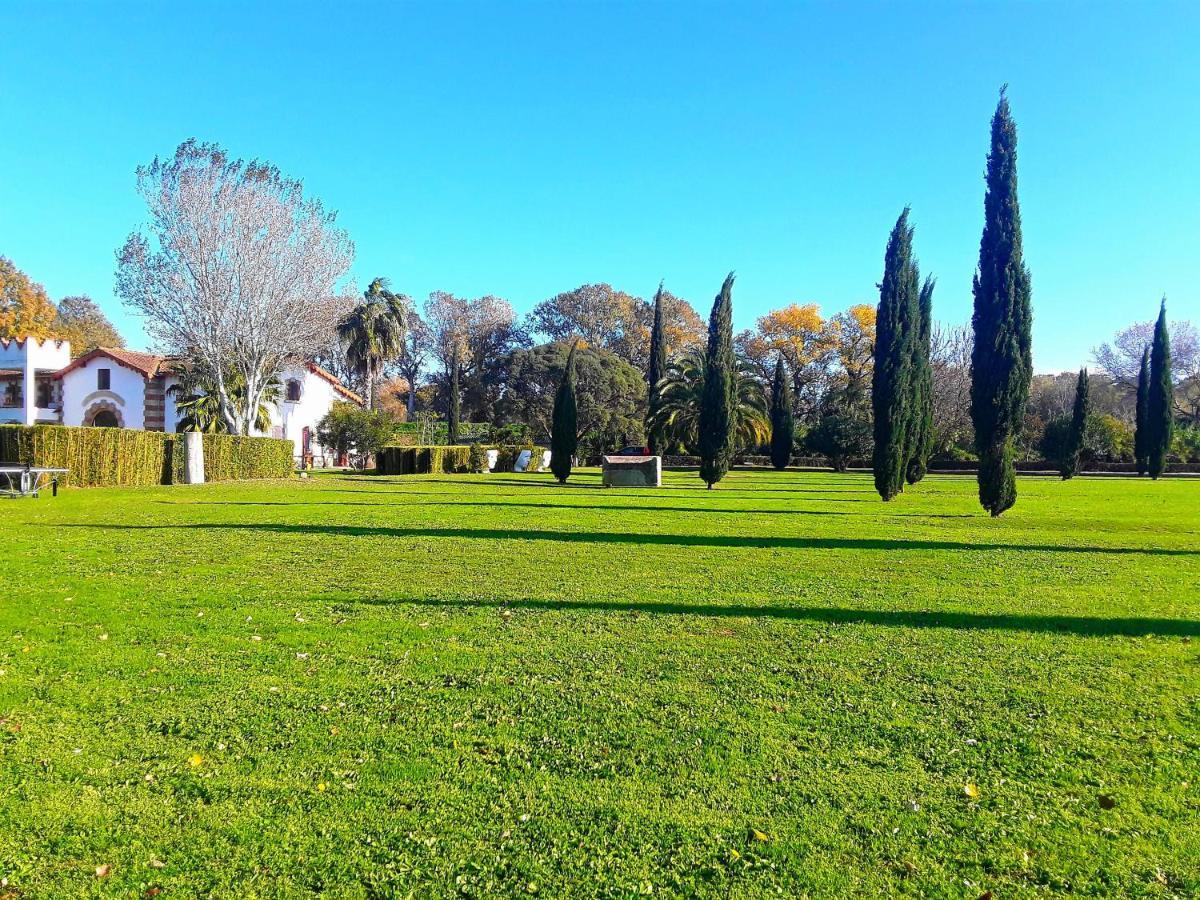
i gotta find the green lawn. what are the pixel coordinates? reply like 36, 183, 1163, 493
1, 468, 1197, 897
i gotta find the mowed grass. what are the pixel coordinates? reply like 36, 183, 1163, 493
1, 468, 1198, 898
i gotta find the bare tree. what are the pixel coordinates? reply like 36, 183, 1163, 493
930, 321, 973, 455
389, 303, 432, 417
423, 291, 527, 420
1093, 317, 1199, 422
116, 139, 354, 434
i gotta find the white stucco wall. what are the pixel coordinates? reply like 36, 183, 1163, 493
0, 337, 71, 425
60, 359, 147, 429
266, 366, 344, 460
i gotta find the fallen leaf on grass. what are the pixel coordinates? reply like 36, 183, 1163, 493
750, 828, 769, 842
95, 864, 111, 878
188, 754, 204, 768
964, 783, 980, 799
145, 888, 163, 897
148, 859, 166, 869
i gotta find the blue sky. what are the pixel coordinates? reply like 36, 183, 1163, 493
1, 1, 1197, 372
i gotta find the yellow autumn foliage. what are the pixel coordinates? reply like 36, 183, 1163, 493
0, 257, 59, 340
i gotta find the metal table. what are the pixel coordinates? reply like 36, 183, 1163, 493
0, 467, 69, 498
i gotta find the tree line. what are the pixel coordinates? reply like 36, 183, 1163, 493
2, 97, 1194, 508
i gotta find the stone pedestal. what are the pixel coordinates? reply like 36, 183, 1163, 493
601, 455, 662, 487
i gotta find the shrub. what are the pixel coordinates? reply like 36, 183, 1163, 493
805, 413, 872, 473
0, 425, 293, 487
467, 442, 488, 474
377, 444, 548, 475
316, 403, 394, 468
171, 434, 294, 482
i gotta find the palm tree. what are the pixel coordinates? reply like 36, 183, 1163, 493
337, 278, 408, 410
169, 363, 281, 433
647, 349, 769, 455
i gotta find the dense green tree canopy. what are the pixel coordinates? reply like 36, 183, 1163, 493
698, 273, 738, 487
492, 341, 646, 457
970, 90, 1033, 516
55, 295, 125, 356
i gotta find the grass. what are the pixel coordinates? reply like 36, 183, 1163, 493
1, 467, 1197, 897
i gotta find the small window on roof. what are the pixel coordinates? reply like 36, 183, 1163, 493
286, 379, 302, 402
97, 368, 111, 391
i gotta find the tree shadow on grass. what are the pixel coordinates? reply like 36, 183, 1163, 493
339, 475, 876, 496
55, 522, 1199, 556
152, 499, 976, 519
352, 595, 1200, 638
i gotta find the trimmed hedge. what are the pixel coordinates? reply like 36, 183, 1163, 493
0, 425, 294, 488
376, 444, 547, 475
170, 434, 295, 483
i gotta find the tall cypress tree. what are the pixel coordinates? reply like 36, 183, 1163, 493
906, 274, 936, 484
970, 89, 1033, 516
646, 282, 668, 455
1134, 344, 1151, 476
769, 356, 795, 470
447, 344, 461, 445
1061, 367, 1090, 479
872, 209, 920, 501
550, 341, 579, 484
1147, 298, 1174, 479
698, 272, 737, 488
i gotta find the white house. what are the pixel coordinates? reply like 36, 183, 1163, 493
0, 337, 72, 425
1, 337, 361, 464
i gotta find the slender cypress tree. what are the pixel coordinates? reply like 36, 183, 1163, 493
1147, 298, 1174, 479
872, 209, 920, 501
1134, 344, 1151, 476
906, 274, 936, 484
646, 282, 668, 455
550, 341, 579, 484
970, 89, 1033, 516
447, 344, 461, 445
769, 356, 795, 470
1061, 367, 1089, 479
698, 272, 737, 488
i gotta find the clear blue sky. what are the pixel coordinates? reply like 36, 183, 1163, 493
2, 1, 1197, 372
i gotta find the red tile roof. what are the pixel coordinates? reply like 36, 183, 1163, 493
53, 347, 167, 380
52, 348, 363, 405
307, 363, 363, 405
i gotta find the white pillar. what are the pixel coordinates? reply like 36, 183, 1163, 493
184, 432, 205, 484
22, 360, 35, 426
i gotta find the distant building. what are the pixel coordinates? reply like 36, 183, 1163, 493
0, 337, 361, 464
0, 337, 71, 426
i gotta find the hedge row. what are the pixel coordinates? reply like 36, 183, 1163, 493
170, 433, 295, 483
0, 425, 294, 488
376, 444, 547, 475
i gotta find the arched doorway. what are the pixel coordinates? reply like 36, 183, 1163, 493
89, 409, 120, 428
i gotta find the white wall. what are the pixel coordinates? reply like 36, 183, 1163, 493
266, 366, 343, 460
0, 337, 71, 425
61, 359, 147, 429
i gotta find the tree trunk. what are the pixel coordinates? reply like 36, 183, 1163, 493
366, 363, 377, 411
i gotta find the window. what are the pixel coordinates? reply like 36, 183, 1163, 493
286, 379, 302, 402
2, 380, 20, 408
36, 379, 53, 408
97, 368, 111, 391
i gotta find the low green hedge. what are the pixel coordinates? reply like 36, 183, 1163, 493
376, 444, 547, 475
0, 425, 294, 488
